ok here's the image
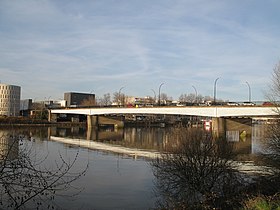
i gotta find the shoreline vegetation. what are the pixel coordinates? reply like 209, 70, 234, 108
0, 116, 85, 126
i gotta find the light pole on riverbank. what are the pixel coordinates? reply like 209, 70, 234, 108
213, 77, 220, 105
245, 81, 251, 102
158, 83, 164, 106
151, 89, 156, 105
192, 85, 197, 104
118, 87, 124, 107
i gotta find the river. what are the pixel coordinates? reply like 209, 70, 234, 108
0, 123, 271, 209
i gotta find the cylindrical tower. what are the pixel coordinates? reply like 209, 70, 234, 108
0, 84, 21, 116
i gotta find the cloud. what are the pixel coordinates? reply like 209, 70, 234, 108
0, 0, 279, 101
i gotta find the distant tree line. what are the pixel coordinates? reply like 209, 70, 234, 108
89, 92, 222, 107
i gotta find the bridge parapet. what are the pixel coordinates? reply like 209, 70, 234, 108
50, 106, 279, 118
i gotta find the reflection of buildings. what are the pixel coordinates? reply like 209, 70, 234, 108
50, 127, 125, 142
51, 126, 166, 150
223, 119, 253, 155
226, 124, 270, 155
0, 131, 19, 161
0, 84, 21, 116
226, 130, 252, 154
49, 124, 269, 156
251, 124, 268, 154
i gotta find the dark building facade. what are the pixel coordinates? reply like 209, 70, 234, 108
64, 92, 95, 107
20, 99, 32, 116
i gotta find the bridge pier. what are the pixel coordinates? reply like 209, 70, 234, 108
86, 126, 124, 141
212, 117, 252, 139
48, 110, 57, 122
87, 115, 98, 128
212, 117, 226, 138
87, 115, 124, 129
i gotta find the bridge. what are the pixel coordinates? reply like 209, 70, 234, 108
49, 106, 279, 138
49, 106, 279, 136
50, 106, 278, 118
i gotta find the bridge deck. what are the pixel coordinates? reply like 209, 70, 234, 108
50, 106, 279, 118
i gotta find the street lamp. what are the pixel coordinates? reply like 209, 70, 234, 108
118, 86, 125, 107
48, 96, 51, 106
192, 85, 197, 104
158, 83, 164, 106
245, 81, 251, 102
213, 77, 220, 105
151, 89, 156, 105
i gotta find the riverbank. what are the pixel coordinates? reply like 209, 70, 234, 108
0, 116, 86, 127
0, 116, 192, 128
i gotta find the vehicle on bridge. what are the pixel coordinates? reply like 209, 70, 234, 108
240, 102, 256, 106
226, 102, 239, 106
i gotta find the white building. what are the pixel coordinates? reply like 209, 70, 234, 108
0, 84, 21, 116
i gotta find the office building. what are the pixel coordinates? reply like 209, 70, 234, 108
64, 92, 95, 107
0, 84, 21, 116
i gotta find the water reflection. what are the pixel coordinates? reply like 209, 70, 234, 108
0, 128, 87, 209
49, 124, 269, 158
0, 123, 275, 209
0, 130, 19, 161
0, 127, 156, 209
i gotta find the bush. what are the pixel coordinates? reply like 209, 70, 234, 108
242, 194, 280, 210
151, 127, 245, 210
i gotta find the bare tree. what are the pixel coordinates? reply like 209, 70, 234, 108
80, 96, 95, 107
266, 62, 280, 114
241, 62, 280, 206
186, 93, 196, 103
203, 95, 213, 102
112, 92, 126, 106
178, 93, 187, 102
151, 128, 244, 209
265, 61, 280, 161
159, 93, 172, 105
99, 93, 111, 106
0, 132, 87, 209
179, 93, 209, 104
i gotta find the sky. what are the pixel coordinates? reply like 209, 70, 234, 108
0, 0, 279, 102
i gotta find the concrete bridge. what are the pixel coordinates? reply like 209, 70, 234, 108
50, 106, 278, 118
49, 106, 279, 137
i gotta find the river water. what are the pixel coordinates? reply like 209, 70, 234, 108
0, 124, 270, 209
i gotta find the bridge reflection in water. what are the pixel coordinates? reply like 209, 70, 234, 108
48, 123, 268, 157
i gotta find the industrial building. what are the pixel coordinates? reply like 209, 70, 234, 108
0, 84, 21, 116
64, 92, 95, 107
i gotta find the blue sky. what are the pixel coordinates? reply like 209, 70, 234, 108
0, 0, 279, 102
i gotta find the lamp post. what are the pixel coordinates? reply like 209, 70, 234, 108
118, 86, 124, 107
192, 85, 197, 104
48, 96, 51, 107
213, 77, 220, 105
245, 81, 251, 102
151, 89, 156, 105
158, 83, 164, 106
